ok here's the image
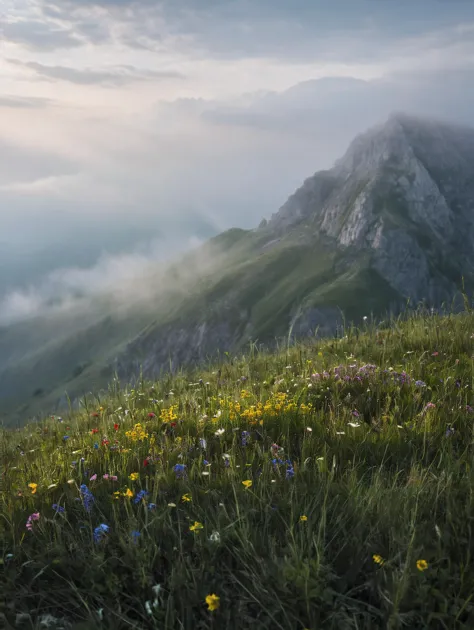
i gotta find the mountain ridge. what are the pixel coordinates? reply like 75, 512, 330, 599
2, 112, 474, 426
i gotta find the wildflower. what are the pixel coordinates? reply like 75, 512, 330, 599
134, 489, 149, 504
199, 438, 207, 449
103, 474, 109, 480
110, 475, 118, 481
373, 554, 385, 566
80, 484, 95, 513
148, 412, 156, 418
286, 465, 295, 479
445, 426, 455, 437
352, 410, 360, 417
242, 480, 252, 489
93, 443, 99, 450
63, 435, 70, 441
148, 503, 157, 510
215, 428, 225, 436
131, 530, 141, 543
113, 423, 119, 431
129, 472, 139, 481
299, 515, 308, 522
189, 521, 203, 533
415, 380, 426, 388
348, 422, 361, 428
209, 531, 221, 542
182, 493, 192, 502
241, 431, 250, 446
90, 474, 97, 481
173, 463, 186, 479
416, 559, 428, 571
306, 427, 313, 433
168, 502, 177, 507
205, 594, 220, 611
47, 483, 57, 490
124, 488, 133, 498
28, 483, 38, 495
52, 504, 65, 513
93, 523, 109, 543
423, 402, 436, 412
26, 512, 40, 531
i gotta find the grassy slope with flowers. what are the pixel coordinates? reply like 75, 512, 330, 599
2, 310, 474, 629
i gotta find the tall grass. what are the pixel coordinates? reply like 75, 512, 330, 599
2, 311, 474, 629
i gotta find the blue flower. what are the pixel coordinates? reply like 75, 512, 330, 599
93, 443, 99, 450
147, 503, 157, 510
79, 484, 95, 513
52, 504, 65, 513
173, 464, 186, 479
199, 438, 207, 449
133, 490, 149, 504
286, 466, 295, 479
93, 523, 109, 543
203, 459, 209, 466
415, 380, 426, 388
63, 435, 70, 441
131, 530, 141, 543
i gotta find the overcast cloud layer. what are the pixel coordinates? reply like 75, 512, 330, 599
1, 0, 474, 322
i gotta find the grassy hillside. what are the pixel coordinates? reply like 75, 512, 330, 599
2, 310, 474, 629
0, 227, 391, 427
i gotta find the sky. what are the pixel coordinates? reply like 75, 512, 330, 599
1, 0, 474, 321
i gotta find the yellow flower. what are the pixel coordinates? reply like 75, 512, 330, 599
124, 488, 133, 498
28, 483, 38, 494
129, 472, 139, 481
373, 554, 385, 566
416, 559, 428, 572
242, 480, 252, 489
113, 491, 121, 500
299, 515, 308, 522
205, 594, 220, 611
182, 493, 192, 502
189, 521, 203, 533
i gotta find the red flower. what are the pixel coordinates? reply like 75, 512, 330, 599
113, 423, 119, 431
432, 351, 439, 356
91, 412, 99, 418
101, 438, 110, 446
170, 422, 177, 428
148, 412, 156, 418
143, 458, 149, 467
91, 428, 99, 434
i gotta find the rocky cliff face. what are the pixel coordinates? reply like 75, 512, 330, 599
266, 113, 474, 303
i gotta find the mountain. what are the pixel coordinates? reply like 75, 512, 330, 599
2, 113, 474, 426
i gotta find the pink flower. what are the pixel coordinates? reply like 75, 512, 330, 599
110, 475, 118, 482
26, 512, 40, 531
90, 474, 97, 481
103, 474, 109, 480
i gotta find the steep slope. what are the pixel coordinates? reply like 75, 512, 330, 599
2, 113, 474, 426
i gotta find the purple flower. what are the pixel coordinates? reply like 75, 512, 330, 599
415, 380, 426, 388
445, 426, 455, 437
286, 465, 295, 479
241, 431, 250, 446
131, 530, 141, 543
52, 504, 65, 513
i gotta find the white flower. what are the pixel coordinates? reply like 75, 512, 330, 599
348, 422, 360, 428
47, 483, 58, 489
209, 531, 221, 543
145, 601, 153, 615
215, 428, 225, 436
336, 431, 346, 435
202, 471, 210, 476
306, 427, 313, 432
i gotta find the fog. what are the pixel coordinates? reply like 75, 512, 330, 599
1, 0, 474, 323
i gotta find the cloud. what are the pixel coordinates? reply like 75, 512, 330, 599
3, 19, 83, 51
36, 0, 474, 61
0, 235, 210, 326
6, 59, 184, 85
0, 95, 55, 109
